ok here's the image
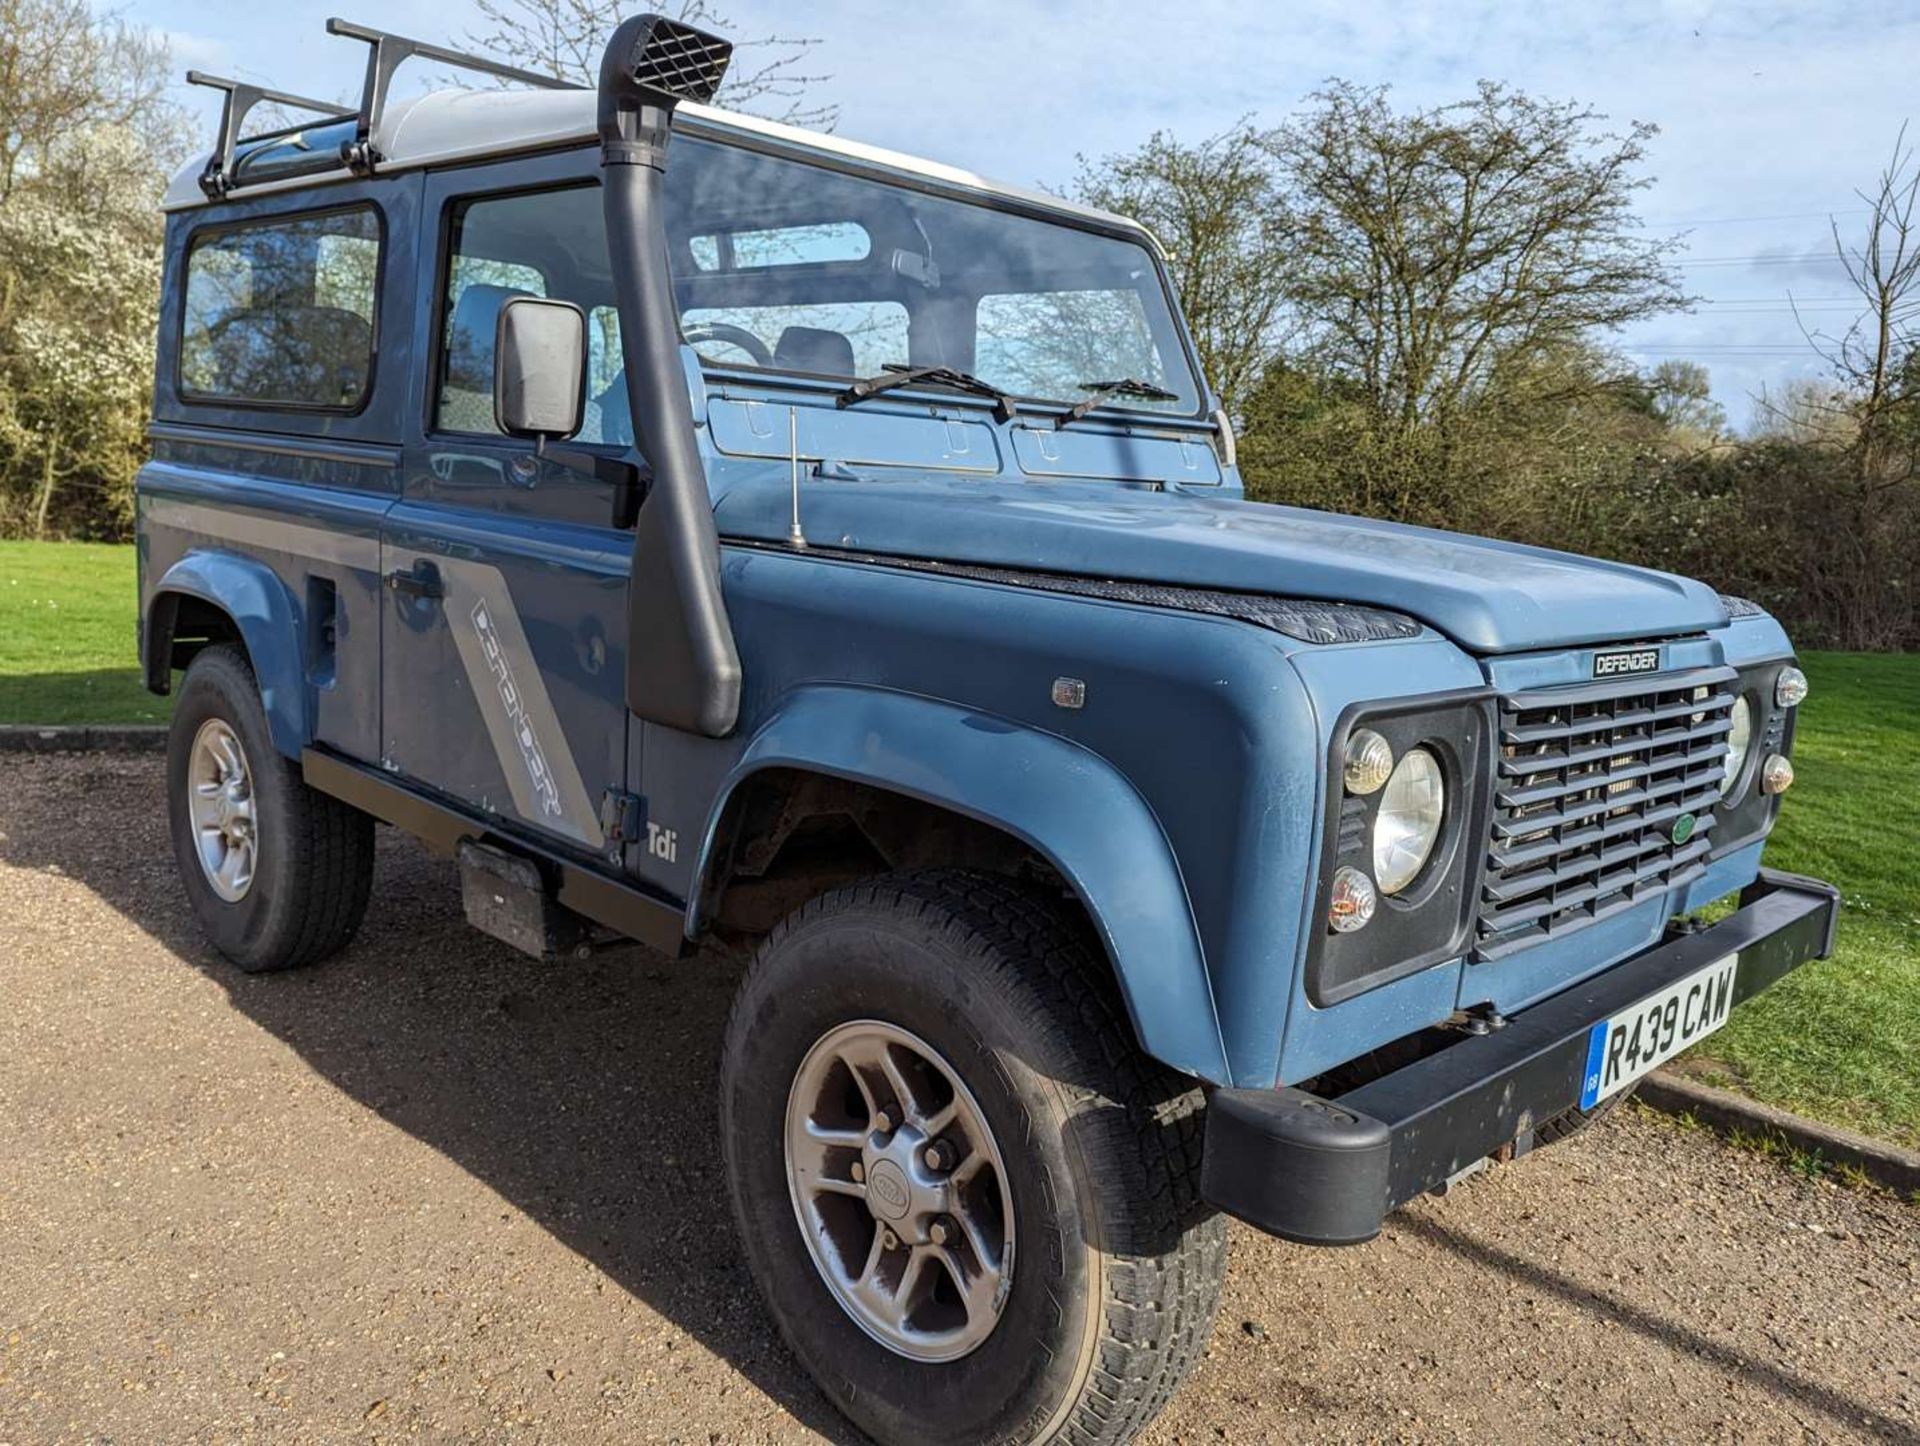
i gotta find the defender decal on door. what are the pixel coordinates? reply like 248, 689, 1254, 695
436, 556, 606, 851
472, 597, 564, 823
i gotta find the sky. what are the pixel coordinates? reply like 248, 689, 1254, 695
123, 0, 1920, 430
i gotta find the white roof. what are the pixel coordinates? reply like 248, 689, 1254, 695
162, 86, 1154, 246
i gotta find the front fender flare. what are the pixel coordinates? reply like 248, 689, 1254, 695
147, 549, 308, 758
691, 685, 1231, 1084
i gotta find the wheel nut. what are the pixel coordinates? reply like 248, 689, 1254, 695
873, 1108, 896, 1134
849, 1161, 865, 1184
928, 1217, 951, 1247
881, 1229, 899, 1250
923, 1139, 953, 1172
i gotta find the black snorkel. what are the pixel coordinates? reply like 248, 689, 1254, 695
598, 15, 742, 738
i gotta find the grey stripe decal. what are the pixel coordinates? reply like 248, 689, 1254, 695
149, 491, 606, 850
437, 556, 607, 852
147, 423, 402, 469
143, 495, 383, 573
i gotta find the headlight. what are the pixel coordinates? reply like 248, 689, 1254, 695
1720, 694, 1754, 799
1372, 747, 1445, 895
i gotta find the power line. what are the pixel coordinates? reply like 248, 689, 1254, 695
1640, 207, 1869, 227
1673, 253, 1848, 268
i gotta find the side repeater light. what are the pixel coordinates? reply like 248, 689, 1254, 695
1775, 666, 1809, 708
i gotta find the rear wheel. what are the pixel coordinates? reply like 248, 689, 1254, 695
166, 645, 374, 972
720, 872, 1225, 1446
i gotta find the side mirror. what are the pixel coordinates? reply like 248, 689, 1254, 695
494, 296, 586, 440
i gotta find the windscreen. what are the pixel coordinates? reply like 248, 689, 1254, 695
663, 135, 1202, 418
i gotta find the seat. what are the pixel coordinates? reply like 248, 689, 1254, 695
773, 325, 855, 377
439, 282, 536, 433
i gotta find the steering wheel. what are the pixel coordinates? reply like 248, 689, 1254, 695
683, 322, 774, 367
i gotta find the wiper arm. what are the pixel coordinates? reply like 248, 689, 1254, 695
1055, 377, 1181, 430
837, 363, 1019, 423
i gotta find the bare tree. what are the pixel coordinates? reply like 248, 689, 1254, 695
464, 0, 836, 129
1071, 125, 1294, 419
0, 0, 186, 200
1794, 123, 1920, 484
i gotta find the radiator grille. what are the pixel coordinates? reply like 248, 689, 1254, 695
1476, 667, 1736, 962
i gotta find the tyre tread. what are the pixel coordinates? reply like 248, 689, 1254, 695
172, 646, 373, 972
740, 871, 1224, 1446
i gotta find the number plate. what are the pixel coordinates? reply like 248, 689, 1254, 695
1579, 953, 1740, 1109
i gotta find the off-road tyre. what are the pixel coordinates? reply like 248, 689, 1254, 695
167, 644, 374, 972
719, 871, 1226, 1446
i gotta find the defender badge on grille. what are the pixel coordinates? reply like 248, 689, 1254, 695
1592, 647, 1661, 678
1671, 812, 1698, 845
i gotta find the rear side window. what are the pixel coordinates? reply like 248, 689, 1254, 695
180, 206, 381, 410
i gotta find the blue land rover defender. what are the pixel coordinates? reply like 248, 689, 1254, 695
138, 16, 1840, 1444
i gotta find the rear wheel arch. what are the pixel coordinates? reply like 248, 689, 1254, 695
145, 552, 310, 758
147, 588, 250, 692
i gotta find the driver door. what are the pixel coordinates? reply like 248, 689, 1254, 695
381, 156, 636, 859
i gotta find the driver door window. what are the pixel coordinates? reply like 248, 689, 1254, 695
433, 186, 629, 445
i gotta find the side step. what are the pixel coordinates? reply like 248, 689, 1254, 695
301, 747, 688, 957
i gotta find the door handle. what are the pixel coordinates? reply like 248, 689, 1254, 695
385, 561, 444, 600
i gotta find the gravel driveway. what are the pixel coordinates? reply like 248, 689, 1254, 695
2, 752, 1915, 1444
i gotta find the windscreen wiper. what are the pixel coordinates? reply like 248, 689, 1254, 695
1054, 377, 1181, 430
837, 363, 1019, 423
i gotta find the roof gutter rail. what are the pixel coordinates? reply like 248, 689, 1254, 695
597, 14, 743, 738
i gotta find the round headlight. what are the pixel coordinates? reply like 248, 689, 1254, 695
1776, 666, 1809, 708
1720, 695, 1754, 799
1344, 728, 1394, 796
1373, 747, 1445, 895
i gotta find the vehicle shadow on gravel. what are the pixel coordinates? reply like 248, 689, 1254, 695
5, 763, 865, 1442
1404, 1214, 1918, 1444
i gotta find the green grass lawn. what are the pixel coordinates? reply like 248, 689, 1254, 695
1, 542, 1914, 1142
1686, 652, 1919, 1148
0, 540, 168, 724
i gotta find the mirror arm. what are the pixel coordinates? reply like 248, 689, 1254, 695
536, 437, 649, 529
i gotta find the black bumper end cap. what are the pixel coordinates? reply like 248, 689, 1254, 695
1201, 1086, 1390, 1247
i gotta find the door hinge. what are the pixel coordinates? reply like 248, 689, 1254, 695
599, 788, 646, 844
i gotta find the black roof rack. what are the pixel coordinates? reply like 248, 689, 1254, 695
187, 16, 585, 201
185, 72, 356, 200
325, 18, 583, 177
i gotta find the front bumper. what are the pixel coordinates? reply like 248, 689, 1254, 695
1201, 868, 1840, 1246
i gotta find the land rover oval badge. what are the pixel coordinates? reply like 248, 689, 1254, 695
1671, 811, 1698, 845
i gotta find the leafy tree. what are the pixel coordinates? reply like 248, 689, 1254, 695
1642, 360, 1726, 442
0, 128, 164, 537
0, 1, 182, 539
